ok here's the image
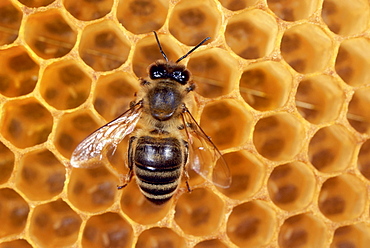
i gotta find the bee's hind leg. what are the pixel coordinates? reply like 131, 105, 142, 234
184, 169, 192, 193
117, 136, 136, 190
117, 169, 133, 189
182, 140, 192, 193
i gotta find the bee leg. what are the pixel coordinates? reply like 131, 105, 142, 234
117, 169, 133, 189
185, 82, 195, 92
184, 169, 192, 193
182, 140, 191, 193
117, 136, 136, 190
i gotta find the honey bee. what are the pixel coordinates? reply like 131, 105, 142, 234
70, 31, 231, 205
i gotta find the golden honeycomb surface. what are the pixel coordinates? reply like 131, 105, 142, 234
0, 0, 370, 247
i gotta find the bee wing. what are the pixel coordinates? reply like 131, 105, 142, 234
181, 107, 231, 188
70, 102, 143, 168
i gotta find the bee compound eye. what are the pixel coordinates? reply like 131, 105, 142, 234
171, 70, 189, 84
149, 65, 167, 79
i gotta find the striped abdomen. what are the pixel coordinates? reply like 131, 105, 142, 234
133, 136, 186, 205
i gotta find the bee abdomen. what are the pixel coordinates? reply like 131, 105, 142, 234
135, 165, 181, 204
135, 136, 183, 168
134, 136, 184, 204
135, 164, 181, 183
137, 179, 179, 204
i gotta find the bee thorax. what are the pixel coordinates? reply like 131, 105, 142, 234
147, 84, 183, 121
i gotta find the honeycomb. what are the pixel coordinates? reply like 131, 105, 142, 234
1, 0, 370, 247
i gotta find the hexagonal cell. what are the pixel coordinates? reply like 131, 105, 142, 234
0, 239, 32, 248
15, 149, 65, 201
295, 74, 344, 124
330, 223, 370, 248
132, 34, 182, 78
335, 38, 370, 86
267, 0, 320, 21
0, 141, 14, 184
94, 72, 139, 121
54, 110, 100, 159
194, 239, 228, 248
18, 0, 55, 7
82, 212, 133, 248
169, 0, 220, 46
117, 0, 169, 34
267, 162, 316, 211
227, 201, 277, 247
308, 125, 356, 173
0, 0, 22, 46
281, 23, 332, 74
79, 20, 130, 71
0, 46, 39, 97
239, 61, 292, 111
1, 98, 53, 149
218, 0, 258, 11
174, 188, 224, 236
216, 151, 264, 200
29, 199, 82, 248
24, 9, 77, 59
136, 227, 186, 248
40, 60, 92, 110
358, 139, 370, 181
187, 48, 238, 98
68, 165, 119, 213
278, 213, 327, 248
347, 88, 370, 134
63, 0, 113, 21
225, 9, 278, 60
200, 99, 252, 150
0, 188, 29, 238
253, 113, 305, 161
322, 0, 369, 36
318, 174, 366, 222
120, 179, 172, 225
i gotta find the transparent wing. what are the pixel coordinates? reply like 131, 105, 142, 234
181, 106, 231, 188
70, 101, 143, 168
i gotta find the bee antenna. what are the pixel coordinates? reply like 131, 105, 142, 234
176, 37, 210, 63
153, 31, 169, 62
